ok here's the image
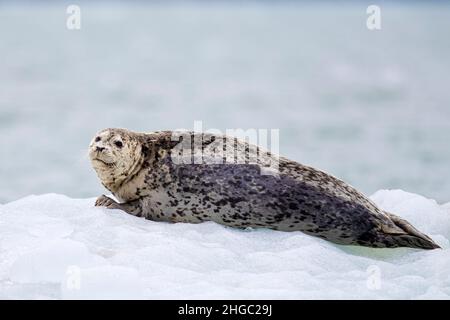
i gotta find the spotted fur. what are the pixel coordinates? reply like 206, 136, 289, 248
89, 128, 439, 249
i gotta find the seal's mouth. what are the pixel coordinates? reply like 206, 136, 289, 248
92, 158, 115, 167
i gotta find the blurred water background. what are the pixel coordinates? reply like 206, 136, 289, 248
0, 1, 449, 204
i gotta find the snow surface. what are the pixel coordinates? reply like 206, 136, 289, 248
0, 190, 449, 299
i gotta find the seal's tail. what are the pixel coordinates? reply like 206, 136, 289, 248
383, 212, 440, 249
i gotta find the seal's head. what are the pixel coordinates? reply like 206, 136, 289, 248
89, 128, 144, 190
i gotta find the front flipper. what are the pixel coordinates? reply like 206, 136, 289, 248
95, 195, 143, 217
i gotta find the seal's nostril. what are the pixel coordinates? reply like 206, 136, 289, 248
96, 147, 105, 152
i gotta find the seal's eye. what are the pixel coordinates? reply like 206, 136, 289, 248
114, 141, 123, 148
95, 136, 101, 142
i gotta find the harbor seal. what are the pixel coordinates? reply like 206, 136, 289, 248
89, 128, 439, 249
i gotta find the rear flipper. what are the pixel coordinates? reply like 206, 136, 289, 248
384, 212, 440, 249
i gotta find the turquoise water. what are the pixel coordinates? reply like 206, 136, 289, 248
1, 2, 450, 203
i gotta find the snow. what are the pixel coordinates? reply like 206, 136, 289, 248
0, 190, 449, 299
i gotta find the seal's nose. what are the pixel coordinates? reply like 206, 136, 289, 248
96, 146, 105, 152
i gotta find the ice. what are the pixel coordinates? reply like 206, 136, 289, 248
9, 239, 105, 284
0, 190, 449, 299
61, 266, 143, 300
